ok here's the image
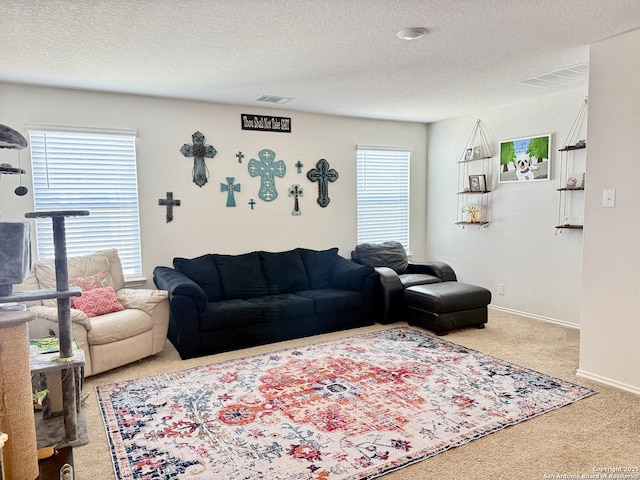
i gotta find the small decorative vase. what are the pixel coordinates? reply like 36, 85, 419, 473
468, 210, 479, 223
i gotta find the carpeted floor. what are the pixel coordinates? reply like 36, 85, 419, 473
77, 310, 640, 479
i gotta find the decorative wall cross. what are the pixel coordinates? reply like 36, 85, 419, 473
307, 159, 339, 207
220, 177, 241, 207
180, 131, 217, 187
295, 160, 304, 174
248, 149, 286, 202
288, 184, 303, 215
158, 191, 181, 223
236, 151, 244, 163
248, 199, 256, 210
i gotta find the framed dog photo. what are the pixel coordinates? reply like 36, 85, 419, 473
464, 147, 473, 160
469, 174, 487, 192
499, 134, 551, 183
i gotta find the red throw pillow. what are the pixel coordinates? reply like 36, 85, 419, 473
71, 286, 125, 318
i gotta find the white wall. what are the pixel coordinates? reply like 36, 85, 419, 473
578, 28, 640, 393
0, 83, 428, 285
426, 87, 588, 326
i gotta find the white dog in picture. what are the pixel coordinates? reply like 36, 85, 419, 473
514, 153, 537, 181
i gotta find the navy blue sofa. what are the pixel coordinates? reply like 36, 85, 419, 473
153, 247, 377, 359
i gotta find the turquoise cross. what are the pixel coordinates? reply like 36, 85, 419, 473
248, 149, 287, 202
220, 177, 241, 207
288, 184, 304, 216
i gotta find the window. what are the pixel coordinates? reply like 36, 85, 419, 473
356, 146, 411, 250
28, 125, 142, 279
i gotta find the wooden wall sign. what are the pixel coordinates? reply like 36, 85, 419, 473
241, 114, 291, 133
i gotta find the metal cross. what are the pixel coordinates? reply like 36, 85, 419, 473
295, 160, 304, 174
288, 184, 304, 215
158, 191, 181, 223
248, 198, 256, 210
236, 151, 244, 163
180, 131, 217, 187
307, 159, 339, 207
220, 177, 241, 207
247, 149, 287, 202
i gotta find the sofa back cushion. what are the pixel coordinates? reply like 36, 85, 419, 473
213, 252, 269, 300
352, 241, 408, 274
173, 254, 222, 302
299, 247, 339, 289
259, 249, 310, 294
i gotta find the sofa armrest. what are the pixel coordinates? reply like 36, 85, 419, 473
374, 266, 407, 324
153, 266, 207, 313
330, 256, 376, 292
29, 304, 92, 331
406, 261, 457, 282
116, 288, 168, 315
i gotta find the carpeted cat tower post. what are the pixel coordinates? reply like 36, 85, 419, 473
0, 124, 39, 479
0, 222, 39, 480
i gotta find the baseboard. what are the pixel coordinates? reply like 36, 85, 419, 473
488, 304, 580, 329
576, 369, 640, 396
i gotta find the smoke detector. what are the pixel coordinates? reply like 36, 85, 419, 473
397, 27, 428, 40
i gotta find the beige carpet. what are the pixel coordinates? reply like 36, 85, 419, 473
76, 310, 640, 479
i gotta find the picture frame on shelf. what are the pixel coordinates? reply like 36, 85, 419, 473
464, 148, 473, 160
469, 174, 487, 192
472, 146, 483, 159
499, 134, 551, 183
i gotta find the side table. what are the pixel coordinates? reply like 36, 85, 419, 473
30, 347, 85, 426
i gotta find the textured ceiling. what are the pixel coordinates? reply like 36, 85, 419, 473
2, 0, 640, 123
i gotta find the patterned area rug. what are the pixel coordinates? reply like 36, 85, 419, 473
96, 327, 595, 479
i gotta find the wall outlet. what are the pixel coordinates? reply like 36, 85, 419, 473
497, 283, 504, 295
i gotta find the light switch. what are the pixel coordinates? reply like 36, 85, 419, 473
602, 189, 616, 208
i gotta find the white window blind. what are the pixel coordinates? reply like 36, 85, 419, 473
28, 126, 142, 279
356, 146, 410, 250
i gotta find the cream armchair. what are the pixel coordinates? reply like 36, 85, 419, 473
17, 249, 169, 376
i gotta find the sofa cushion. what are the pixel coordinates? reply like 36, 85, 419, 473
70, 286, 125, 318
87, 308, 153, 345
296, 289, 364, 314
173, 254, 222, 302
246, 294, 315, 320
399, 273, 442, 288
213, 252, 269, 300
259, 249, 310, 294
299, 247, 339, 289
199, 299, 264, 331
352, 241, 409, 274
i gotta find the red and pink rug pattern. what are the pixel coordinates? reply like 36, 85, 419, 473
96, 327, 595, 479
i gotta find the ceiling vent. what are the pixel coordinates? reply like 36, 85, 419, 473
254, 95, 293, 104
519, 62, 589, 88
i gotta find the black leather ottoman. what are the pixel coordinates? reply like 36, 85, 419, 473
404, 282, 491, 335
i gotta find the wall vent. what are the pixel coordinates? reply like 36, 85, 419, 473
519, 62, 589, 88
254, 95, 293, 104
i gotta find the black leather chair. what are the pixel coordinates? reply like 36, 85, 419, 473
352, 241, 491, 334
351, 241, 456, 324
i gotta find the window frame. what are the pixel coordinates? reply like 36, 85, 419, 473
27, 124, 143, 280
356, 145, 411, 251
